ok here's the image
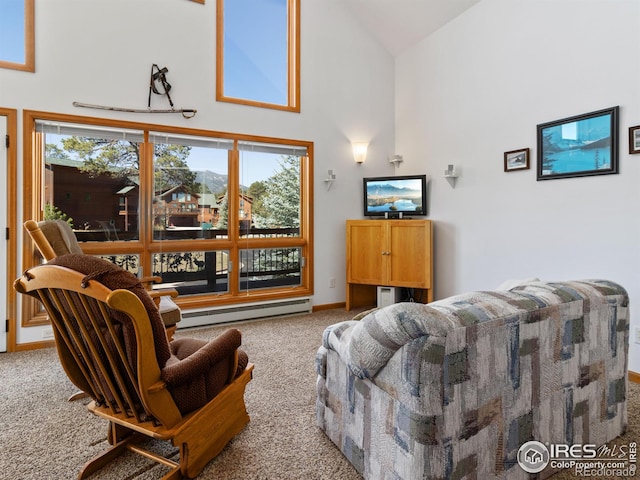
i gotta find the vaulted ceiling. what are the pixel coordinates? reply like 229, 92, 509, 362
341, 0, 481, 56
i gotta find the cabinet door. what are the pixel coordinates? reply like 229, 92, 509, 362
387, 221, 431, 288
347, 221, 384, 285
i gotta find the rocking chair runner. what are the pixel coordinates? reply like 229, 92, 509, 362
23, 219, 182, 339
14, 254, 253, 479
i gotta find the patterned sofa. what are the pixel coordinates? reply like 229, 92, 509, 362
316, 280, 629, 479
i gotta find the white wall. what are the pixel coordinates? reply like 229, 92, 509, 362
0, 0, 396, 345
396, 0, 640, 371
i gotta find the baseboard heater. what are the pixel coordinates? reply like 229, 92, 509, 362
178, 297, 312, 329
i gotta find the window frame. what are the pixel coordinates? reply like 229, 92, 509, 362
22, 110, 314, 326
0, 0, 35, 72
2, 108, 18, 350
215, 0, 300, 112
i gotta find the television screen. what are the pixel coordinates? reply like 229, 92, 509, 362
363, 174, 427, 217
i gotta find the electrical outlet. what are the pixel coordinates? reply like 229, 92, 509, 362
635, 327, 640, 344
42, 327, 54, 340
329, 277, 336, 288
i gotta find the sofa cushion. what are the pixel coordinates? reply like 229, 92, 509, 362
38, 220, 84, 256
164, 329, 249, 414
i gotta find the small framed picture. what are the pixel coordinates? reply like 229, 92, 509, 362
629, 125, 640, 154
504, 148, 530, 172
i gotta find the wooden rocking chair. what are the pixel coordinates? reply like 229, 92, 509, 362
24, 219, 181, 339
14, 254, 253, 479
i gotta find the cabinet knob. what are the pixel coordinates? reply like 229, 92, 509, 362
382, 251, 391, 255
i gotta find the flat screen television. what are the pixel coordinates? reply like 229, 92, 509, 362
363, 174, 427, 217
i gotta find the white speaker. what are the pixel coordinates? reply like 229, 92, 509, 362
377, 286, 401, 307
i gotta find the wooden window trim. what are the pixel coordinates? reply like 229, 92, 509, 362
1, 108, 19, 350
0, 0, 35, 73
215, 0, 300, 112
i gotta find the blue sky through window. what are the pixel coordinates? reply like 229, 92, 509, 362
223, 0, 288, 105
0, 0, 26, 64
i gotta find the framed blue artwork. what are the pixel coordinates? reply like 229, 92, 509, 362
537, 106, 619, 180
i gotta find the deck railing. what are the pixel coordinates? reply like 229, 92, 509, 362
98, 227, 302, 295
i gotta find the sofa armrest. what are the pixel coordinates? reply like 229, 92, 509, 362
331, 303, 452, 379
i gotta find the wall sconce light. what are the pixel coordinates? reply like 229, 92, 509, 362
389, 154, 403, 168
324, 169, 336, 191
444, 164, 456, 176
444, 164, 459, 188
352, 142, 368, 164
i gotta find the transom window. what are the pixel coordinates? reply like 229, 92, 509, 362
23, 112, 313, 325
0, 0, 35, 72
216, 0, 300, 112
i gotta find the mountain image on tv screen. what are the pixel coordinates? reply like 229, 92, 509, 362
366, 180, 423, 212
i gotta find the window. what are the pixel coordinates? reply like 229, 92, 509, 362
36, 121, 144, 241
23, 111, 313, 325
237, 141, 306, 293
0, 0, 35, 72
216, 0, 300, 112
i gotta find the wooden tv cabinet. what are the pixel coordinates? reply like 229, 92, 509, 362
346, 219, 433, 310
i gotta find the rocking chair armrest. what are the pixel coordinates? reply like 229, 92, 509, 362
148, 288, 179, 299
140, 275, 162, 284
162, 329, 242, 385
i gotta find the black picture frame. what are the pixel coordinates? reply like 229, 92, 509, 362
504, 148, 530, 172
537, 106, 619, 180
629, 125, 640, 154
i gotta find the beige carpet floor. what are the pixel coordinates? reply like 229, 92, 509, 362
0, 308, 637, 479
